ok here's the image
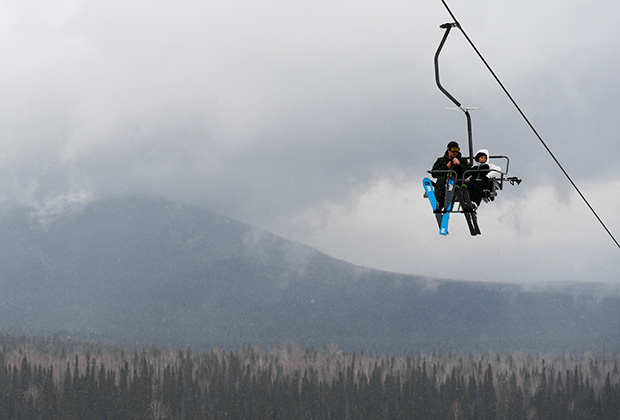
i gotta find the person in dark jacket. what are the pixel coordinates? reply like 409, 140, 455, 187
430, 141, 470, 211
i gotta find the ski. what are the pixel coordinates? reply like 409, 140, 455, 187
423, 177, 443, 228
456, 185, 481, 236
439, 174, 456, 235
460, 185, 481, 235
455, 187, 473, 234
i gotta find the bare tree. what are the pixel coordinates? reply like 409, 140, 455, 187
150, 400, 171, 420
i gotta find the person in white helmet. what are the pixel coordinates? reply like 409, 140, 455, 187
466, 149, 502, 206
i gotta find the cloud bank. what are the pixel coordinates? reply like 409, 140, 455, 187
0, 0, 619, 283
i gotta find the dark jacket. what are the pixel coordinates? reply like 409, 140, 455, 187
431, 151, 470, 187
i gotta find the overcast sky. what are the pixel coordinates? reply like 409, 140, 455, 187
1, 0, 619, 284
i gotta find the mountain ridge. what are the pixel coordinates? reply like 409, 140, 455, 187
0, 196, 618, 354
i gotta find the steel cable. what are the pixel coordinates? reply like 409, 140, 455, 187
440, 0, 620, 249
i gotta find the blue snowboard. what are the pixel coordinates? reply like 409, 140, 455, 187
439, 175, 456, 235
423, 177, 443, 229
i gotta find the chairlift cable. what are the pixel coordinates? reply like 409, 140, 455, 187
439, 0, 620, 250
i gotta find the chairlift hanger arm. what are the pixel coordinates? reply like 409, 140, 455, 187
434, 23, 461, 108
434, 22, 474, 163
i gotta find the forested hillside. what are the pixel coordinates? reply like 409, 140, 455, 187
1, 333, 619, 420
0, 197, 619, 354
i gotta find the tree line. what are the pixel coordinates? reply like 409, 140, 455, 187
0, 333, 619, 419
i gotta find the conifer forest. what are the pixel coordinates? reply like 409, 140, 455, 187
1, 334, 619, 419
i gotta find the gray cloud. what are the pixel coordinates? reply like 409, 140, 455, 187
1, 0, 619, 283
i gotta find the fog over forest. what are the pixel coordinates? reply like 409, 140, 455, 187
1, 333, 619, 419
